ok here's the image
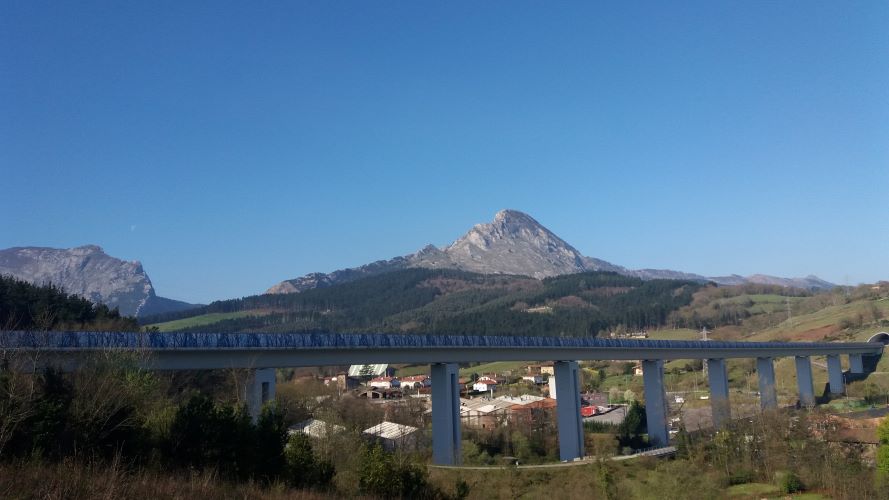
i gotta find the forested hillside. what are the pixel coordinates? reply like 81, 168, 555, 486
144, 269, 701, 336
0, 275, 139, 331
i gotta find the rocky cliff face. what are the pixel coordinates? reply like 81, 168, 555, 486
0, 245, 197, 317
424, 210, 588, 278
266, 209, 835, 294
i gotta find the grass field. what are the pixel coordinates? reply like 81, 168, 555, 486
393, 360, 534, 378
146, 311, 268, 332
646, 328, 701, 340
459, 360, 530, 377
725, 482, 781, 498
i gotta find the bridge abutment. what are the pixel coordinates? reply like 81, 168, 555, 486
245, 368, 276, 421
431, 362, 461, 465
642, 359, 669, 447
795, 356, 815, 408
756, 357, 777, 410
707, 358, 730, 428
554, 360, 584, 461
826, 354, 844, 394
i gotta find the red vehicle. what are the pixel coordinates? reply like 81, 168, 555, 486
581, 405, 599, 417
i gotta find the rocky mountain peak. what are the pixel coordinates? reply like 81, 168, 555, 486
440, 209, 586, 278
493, 208, 536, 224
0, 245, 197, 317
72, 244, 104, 254
266, 209, 836, 295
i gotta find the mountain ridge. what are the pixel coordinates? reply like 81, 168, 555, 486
267, 209, 834, 294
0, 245, 199, 317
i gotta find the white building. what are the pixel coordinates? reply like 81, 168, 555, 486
460, 397, 514, 429
369, 376, 400, 389
288, 418, 345, 440
363, 421, 420, 451
496, 394, 546, 406
473, 376, 499, 392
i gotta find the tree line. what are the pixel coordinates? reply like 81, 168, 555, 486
0, 275, 139, 331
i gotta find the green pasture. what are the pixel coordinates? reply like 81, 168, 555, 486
145, 311, 267, 332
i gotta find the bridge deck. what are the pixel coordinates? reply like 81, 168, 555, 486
0, 331, 881, 370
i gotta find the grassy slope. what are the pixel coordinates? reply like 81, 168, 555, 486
146, 311, 269, 332
738, 297, 889, 343
623, 294, 889, 402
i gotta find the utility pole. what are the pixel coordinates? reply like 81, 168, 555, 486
702, 327, 709, 377
786, 297, 793, 327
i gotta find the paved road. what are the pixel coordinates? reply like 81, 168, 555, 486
678, 404, 760, 431
429, 447, 677, 470
584, 406, 627, 425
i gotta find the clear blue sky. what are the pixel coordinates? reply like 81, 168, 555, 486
2, 1, 887, 304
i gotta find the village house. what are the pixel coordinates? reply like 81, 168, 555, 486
507, 397, 558, 427
526, 363, 555, 376
460, 397, 514, 430
323, 373, 360, 391
369, 376, 400, 389
816, 407, 889, 462
363, 421, 420, 451
399, 375, 430, 390
522, 374, 544, 384
472, 376, 499, 392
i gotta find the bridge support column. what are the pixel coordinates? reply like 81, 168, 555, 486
431, 363, 461, 465
554, 361, 584, 461
795, 356, 815, 408
707, 358, 730, 428
849, 354, 864, 374
642, 359, 669, 447
827, 354, 844, 395
756, 357, 778, 410
245, 368, 276, 422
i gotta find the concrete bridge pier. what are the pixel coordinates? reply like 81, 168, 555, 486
431, 362, 461, 465
756, 357, 778, 410
795, 356, 815, 408
554, 360, 584, 461
642, 359, 669, 447
707, 358, 731, 428
849, 353, 864, 374
826, 354, 844, 394
245, 368, 276, 421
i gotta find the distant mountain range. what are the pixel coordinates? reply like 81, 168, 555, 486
268, 209, 835, 294
0, 210, 833, 319
0, 245, 199, 318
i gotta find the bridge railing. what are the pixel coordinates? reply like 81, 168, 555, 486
0, 331, 881, 354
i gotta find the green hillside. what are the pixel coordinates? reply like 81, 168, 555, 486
144, 268, 701, 337
148, 311, 270, 332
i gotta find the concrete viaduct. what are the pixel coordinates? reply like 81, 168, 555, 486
1, 330, 886, 465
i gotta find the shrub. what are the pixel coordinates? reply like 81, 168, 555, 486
284, 433, 335, 489
727, 469, 752, 485
165, 394, 259, 480
777, 471, 803, 493
358, 442, 441, 498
